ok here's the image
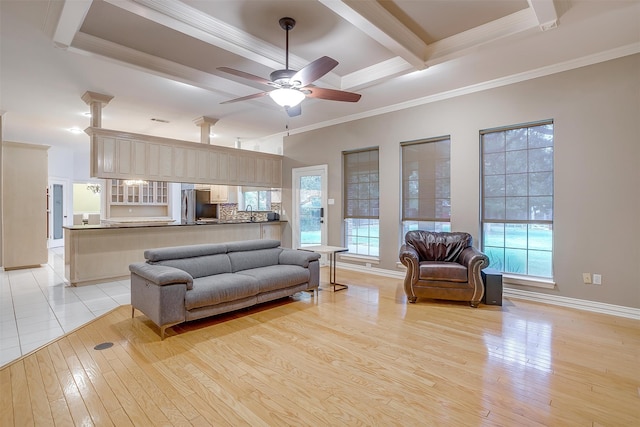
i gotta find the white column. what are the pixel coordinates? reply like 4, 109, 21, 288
193, 116, 219, 144
81, 91, 114, 128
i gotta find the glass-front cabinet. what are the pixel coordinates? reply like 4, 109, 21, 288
110, 179, 168, 205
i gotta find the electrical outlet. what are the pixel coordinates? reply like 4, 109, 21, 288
582, 273, 592, 284
365, 262, 372, 268
593, 274, 602, 285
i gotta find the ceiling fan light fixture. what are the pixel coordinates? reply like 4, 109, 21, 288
269, 88, 305, 108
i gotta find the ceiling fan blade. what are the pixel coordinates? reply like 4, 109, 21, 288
285, 104, 301, 117
304, 87, 361, 102
220, 91, 269, 105
290, 56, 338, 87
217, 67, 274, 87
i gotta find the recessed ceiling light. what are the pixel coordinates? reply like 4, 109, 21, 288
68, 127, 84, 134
82, 112, 92, 117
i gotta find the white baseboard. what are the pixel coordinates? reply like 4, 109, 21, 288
502, 288, 640, 320
336, 261, 406, 279
335, 262, 640, 320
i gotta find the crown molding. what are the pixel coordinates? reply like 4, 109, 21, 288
284, 43, 640, 138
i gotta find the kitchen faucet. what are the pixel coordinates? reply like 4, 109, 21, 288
246, 204, 254, 222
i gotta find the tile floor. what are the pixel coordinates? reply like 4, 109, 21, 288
0, 247, 131, 368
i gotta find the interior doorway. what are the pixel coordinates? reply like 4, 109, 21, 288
292, 165, 328, 250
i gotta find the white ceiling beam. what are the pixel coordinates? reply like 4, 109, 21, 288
70, 32, 273, 102
319, 0, 427, 70
424, 9, 540, 66
341, 57, 414, 91
528, 0, 559, 31
104, 0, 342, 88
52, 0, 93, 48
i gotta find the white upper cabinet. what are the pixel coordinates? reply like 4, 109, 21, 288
88, 128, 282, 188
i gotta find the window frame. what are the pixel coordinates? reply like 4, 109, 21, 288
241, 188, 271, 211
343, 147, 380, 257
400, 136, 452, 240
480, 120, 554, 280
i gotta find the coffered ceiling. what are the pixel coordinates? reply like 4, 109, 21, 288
1, 0, 638, 153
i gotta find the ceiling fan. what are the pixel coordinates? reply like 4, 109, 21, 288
217, 17, 361, 117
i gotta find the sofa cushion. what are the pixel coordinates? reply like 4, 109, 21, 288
419, 261, 468, 282
226, 239, 280, 252
154, 254, 232, 279
236, 265, 310, 293
145, 243, 227, 262
228, 248, 282, 272
405, 231, 472, 262
185, 273, 259, 310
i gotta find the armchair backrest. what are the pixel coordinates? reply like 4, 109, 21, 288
405, 230, 472, 262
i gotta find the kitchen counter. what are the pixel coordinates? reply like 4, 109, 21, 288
63, 220, 286, 286
63, 219, 286, 230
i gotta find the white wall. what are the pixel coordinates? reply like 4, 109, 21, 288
282, 54, 640, 309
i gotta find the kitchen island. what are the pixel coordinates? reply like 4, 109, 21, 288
63, 220, 285, 286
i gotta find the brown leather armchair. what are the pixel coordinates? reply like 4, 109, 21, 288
399, 230, 489, 307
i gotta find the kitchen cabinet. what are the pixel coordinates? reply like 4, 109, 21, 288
260, 222, 282, 240
209, 185, 228, 202
194, 184, 228, 202
88, 128, 282, 187
110, 179, 168, 205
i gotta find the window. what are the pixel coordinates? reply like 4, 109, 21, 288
401, 137, 451, 239
481, 121, 554, 278
242, 188, 270, 211
343, 148, 379, 257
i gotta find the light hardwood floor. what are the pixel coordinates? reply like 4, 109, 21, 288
1, 269, 639, 426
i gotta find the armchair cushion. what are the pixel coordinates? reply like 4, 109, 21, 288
419, 261, 468, 282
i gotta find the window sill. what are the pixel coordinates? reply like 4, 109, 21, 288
503, 274, 556, 289
339, 254, 379, 264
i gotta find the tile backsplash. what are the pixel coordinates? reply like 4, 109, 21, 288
219, 203, 281, 221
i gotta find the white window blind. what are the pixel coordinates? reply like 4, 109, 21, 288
343, 148, 379, 256
401, 137, 451, 233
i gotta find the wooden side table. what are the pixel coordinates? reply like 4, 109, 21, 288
299, 245, 349, 291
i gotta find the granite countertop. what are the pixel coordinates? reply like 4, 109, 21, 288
63, 220, 287, 230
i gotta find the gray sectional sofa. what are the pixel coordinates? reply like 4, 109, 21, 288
129, 239, 321, 339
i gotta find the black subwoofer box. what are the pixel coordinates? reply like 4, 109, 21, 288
481, 268, 503, 306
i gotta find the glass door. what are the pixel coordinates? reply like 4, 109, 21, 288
292, 165, 328, 249
48, 179, 68, 248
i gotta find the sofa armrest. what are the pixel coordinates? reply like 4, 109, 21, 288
399, 244, 419, 271
279, 249, 321, 268
399, 244, 420, 300
457, 247, 489, 272
457, 247, 489, 304
129, 262, 194, 290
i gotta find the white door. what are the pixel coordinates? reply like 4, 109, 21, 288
48, 179, 69, 248
292, 165, 328, 249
